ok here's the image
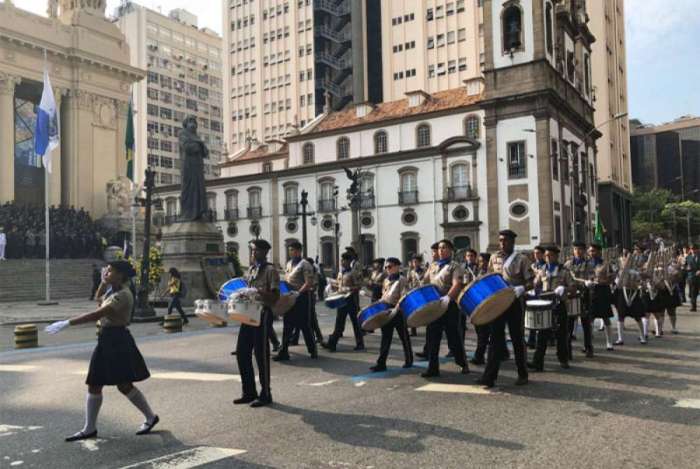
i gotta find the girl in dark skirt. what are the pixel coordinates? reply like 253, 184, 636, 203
614, 287, 647, 345
648, 286, 680, 337
45, 261, 159, 442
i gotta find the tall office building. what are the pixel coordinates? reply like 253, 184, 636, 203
115, 2, 224, 187
588, 0, 632, 247
223, 0, 383, 153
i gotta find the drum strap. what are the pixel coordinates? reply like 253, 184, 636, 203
622, 287, 638, 307
664, 280, 673, 295
503, 251, 518, 273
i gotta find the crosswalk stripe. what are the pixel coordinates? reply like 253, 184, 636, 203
0, 365, 39, 372
674, 399, 700, 409
119, 446, 246, 469
416, 383, 492, 395
150, 372, 237, 382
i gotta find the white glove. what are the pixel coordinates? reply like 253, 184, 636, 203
614, 278, 620, 287
45, 320, 70, 335
359, 289, 369, 298
324, 284, 333, 296
513, 286, 526, 298
554, 286, 566, 297
584, 280, 593, 288
440, 295, 451, 308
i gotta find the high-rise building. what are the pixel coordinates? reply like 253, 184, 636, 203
222, 0, 383, 153
115, 2, 224, 187
379, 0, 484, 102
588, 0, 632, 248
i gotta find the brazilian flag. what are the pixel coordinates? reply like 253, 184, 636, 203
125, 97, 135, 181
594, 210, 606, 248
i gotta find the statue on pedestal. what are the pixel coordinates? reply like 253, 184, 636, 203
179, 115, 208, 222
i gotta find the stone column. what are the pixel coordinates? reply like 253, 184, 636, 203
0, 73, 20, 204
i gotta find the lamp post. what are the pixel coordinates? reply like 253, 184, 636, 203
300, 189, 315, 258
133, 168, 156, 320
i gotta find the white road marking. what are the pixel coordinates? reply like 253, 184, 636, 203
30, 450, 41, 454
415, 383, 492, 395
10, 461, 23, 466
305, 379, 339, 386
119, 446, 247, 469
354, 381, 367, 387
0, 424, 43, 438
674, 399, 700, 409
0, 365, 38, 372
150, 372, 237, 382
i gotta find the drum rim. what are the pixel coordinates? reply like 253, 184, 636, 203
405, 300, 446, 328
526, 299, 553, 307
469, 288, 516, 326
218, 277, 248, 300
397, 284, 440, 310
360, 304, 394, 331
460, 273, 505, 298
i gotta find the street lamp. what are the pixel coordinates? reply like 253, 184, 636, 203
300, 189, 316, 258
133, 167, 156, 320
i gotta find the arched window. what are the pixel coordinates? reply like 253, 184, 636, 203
206, 193, 217, 212
374, 130, 388, 154
416, 124, 431, 148
451, 163, 469, 187
284, 184, 298, 216
318, 181, 336, 212
302, 142, 314, 164
360, 173, 375, 209
336, 137, 350, 160
248, 187, 262, 218
545, 2, 554, 56
464, 115, 480, 139
400, 172, 417, 193
502, 4, 523, 52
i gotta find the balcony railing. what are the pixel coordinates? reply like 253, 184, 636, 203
398, 190, 419, 205
360, 193, 375, 209
508, 165, 527, 179
224, 208, 239, 221
318, 199, 336, 213
283, 202, 299, 216
164, 210, 217, 224
247, 206, 263, 219
447, 185, 477, 201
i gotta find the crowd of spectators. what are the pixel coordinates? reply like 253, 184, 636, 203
0, 203, 107, 259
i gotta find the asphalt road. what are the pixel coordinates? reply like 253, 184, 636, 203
2, 304, 700, 469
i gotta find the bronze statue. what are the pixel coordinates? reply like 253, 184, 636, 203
179, 115, 208, 222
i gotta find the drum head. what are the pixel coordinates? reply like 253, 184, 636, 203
526, 299, 552, 308
361, 311, 393, 331
406, 300, 447, 328
470, 289, 516, 326
272, 294, 296, 316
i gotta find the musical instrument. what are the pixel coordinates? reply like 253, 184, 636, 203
218, 277, 248, 301
227, 297, 261, 326
567, 295, 582, 317
358, 301, 395, 331
460, 274, 516, 326
194, 299, 228, 326
524, 299, 554, 330
398, 285, 446, 328
325, 292, 351, 309
271, 280, 297, 316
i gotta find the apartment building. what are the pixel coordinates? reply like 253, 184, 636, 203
115, 2, 224, 187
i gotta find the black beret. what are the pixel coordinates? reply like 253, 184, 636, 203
430, 242, 439, 250
499, 229, 517, 239
385, 257, 401, 266
544, 245, 560, 253
108, 260, 136, 279
250, 239, 272, 251
372, 258, 385, 265
573, 241, 586, 248
533, 245, 545, 252
288, 241, 302, 250
465, 248, 477, 256
344, 246, 357, 255
589, 243, 603, 250
411, 253, 424, 261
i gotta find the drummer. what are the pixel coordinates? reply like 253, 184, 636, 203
274, 241, 318, 362
235, 239, 280, 407
420, 239, 469, 378
322, 251, 365, 352
371, 257, 413, 372
584, 243, 615, 354
415, 243, 441, 359
527, 246, 546, 349
456, 249, 480, 353
368, 258, 387, 302
529, 245, 573, 371
407, 253, 426, 337
471, 252, 495, 366
477, 229, 531, 388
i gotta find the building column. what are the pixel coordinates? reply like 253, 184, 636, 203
0, 73, 20, 204
535, 117, 554, 244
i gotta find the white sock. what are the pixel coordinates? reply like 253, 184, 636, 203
82, 393, 102, 434
636, 320, 644, 339
642, 317, 649, 337
616, 320, 624, 342
653, 317, 660, 335
603, 326, 613, 348
126, 388, 156, 423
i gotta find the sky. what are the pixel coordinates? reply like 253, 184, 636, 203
15, 0, 700, 126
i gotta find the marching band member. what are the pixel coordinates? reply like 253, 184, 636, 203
529, 246, 572, 371
306, 257, 325, 343
368, 258, 387, 303
322, 251, 365, 352
421, 239, 469, 378
415, 243, 441, 359
661, 258, 683, 335
477, 229, 531, 388
45, 261, 159, 441
583, 243, 615, 354
274, 242, 318, 362
407, 254, 426, 337
564, 242, 589, 349
684, 244, 700, 312
370, 257, 413, 372
470, 252, 503, 366
235, 239, 279, 407
614, 247, 648, 345
527, 246, 546, 349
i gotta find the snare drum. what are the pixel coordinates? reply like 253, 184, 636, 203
398, 285, 445, 328
567, 296, 581, 317
460, 274, 516, 326
358, 301, 394, 331
525, 299, 554, 330
227, 298, 262, 326
194, 299, 227, 327
218, 277, 248, 301
272, 280, 297, 316
325, 292, 351, 309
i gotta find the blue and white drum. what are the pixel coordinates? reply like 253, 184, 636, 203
325, 292, 351, 309
272, 280, 297, 316
459, 274, 515, 326
358, 301, 394, 331
398, 285, 446, 328
218, 278, 248, 301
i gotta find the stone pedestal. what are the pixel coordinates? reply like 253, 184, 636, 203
160, 221, 228, 306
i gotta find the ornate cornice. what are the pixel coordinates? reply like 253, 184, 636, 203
0, 72, 21, 95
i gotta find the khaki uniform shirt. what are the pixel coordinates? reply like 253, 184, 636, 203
381, 276, 407, 306
337, 268, 362, 293
99, 287, 133, 328
285, 258, 314, 290
463, 263, 479, 285
588, 258, 613, 286
488, 251, 533, 288
246, 262, 280, 308
369, 270, 387, 288
407, 267, 425, 290
564, 257, 591, 287
423, 260, 464, 295
534, 263, 574, 293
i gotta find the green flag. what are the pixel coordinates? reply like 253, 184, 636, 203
594, 210, 606, 248
125, 97, 135, 181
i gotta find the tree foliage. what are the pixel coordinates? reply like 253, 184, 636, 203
631, 188, 700, 242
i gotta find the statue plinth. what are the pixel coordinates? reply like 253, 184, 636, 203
159, 220, 229, 306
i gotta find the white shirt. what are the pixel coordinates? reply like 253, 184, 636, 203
0, 233, 6, 245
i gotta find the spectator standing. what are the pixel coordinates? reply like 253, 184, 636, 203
90, 264, 102, 301
0, 226, 6, 261
167, 268, 189, 325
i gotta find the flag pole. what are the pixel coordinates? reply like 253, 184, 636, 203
41, 48, 55, 305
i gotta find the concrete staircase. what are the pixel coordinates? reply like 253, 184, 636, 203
0, 259, 102, 302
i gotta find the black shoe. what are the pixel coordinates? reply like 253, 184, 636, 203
570, 335, 577, 341
515, 376, 529, 386
460, 366, 470, 375
585, 349, 594, 358
370, 364, 387, 372
353, 344, 366, 351
233, 395, 257, 405
445, 351, 454, 358
421, 369, 440, 378
606, 346, 614, 351
272, 353, 290, 362
402, 362, 413, 369
527, 362, 543, 372
310, 351, 318, 359
614, 340, 624, 346
527, 342, 536, 350
250, 397, 272, 408
272, 343, 280, 352
65, 430, 97, 442
560, 362, 570, 369
469, 357, 485, 366
321, 341, 336, 352
136, 415, 160, 435
475, 377, 494, 388
415, 352, 427, 359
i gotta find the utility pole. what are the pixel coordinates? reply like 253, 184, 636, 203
134, 168, 156, 320
344, 168, 361, 265
300, 189, 311, 258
